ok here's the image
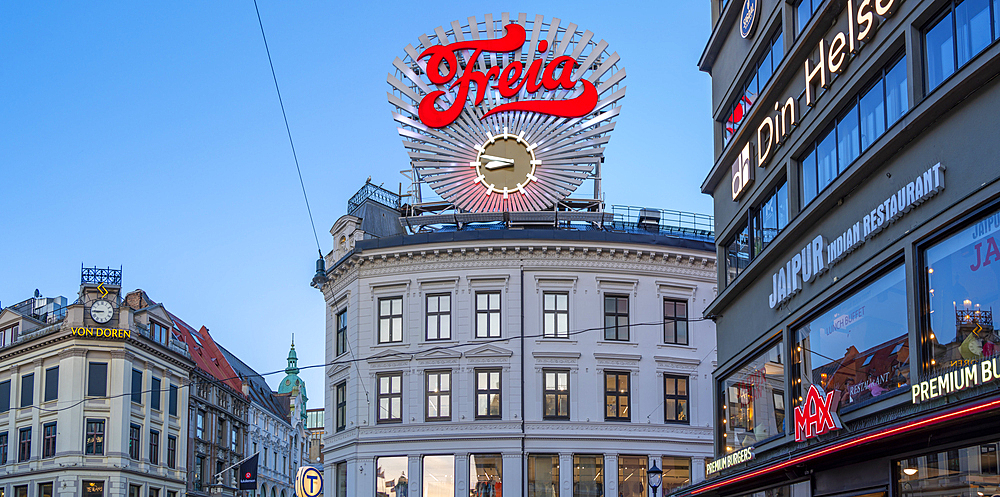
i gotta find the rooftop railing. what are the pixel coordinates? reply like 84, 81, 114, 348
348, 182, 401, 215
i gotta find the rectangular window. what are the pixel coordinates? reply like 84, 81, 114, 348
796, 0, 821, 34
618, 455, 647, 497
377, 456, 408, 494
87, 362, 107, 397
475, 369, 502, 419
528, 454, 559, 497
131, 369, 143, 404
898, 439, 1000, 497
128, 485, 141, 497
425, 370, 451, 421
470, 454, 502, 495
231, 426, 238, 452
42, 422, 56, 458
664, 375, 690, 424
20, 373, 33, 408
336, 381, 347, 431
150, 321, 169, 345
196, 410, 205, 439
661, 457, 692, 493
150, 377, 161, 411
377, 372, 403, 423
0, 380, 10, 412
543, 370, 569, 419
723, 30, 784, 144
424, 455, 455, 497
44, 366, 58, 402
38, 484, 53, 497
924, 205, 1000, 373
195, 455, 205, 490
604, 295, 630, 341
543, 292, 569, 338
168, 384, 178, 416
426, 294, 452, 340
217, 417, 225, 445
475, 292, 502, 338
14, 486, 27, 497
663, 299, 689, 345
605, 371, 631, 421
721, 342, 784, 452
336, 309, 348, 355
574, 455, 604, 497
85, 419, 105, 455
149, 430, 159, 465
925, 0, 997, 92
336, 461, 348, 497
18, 427, 31, 462
795, 265, 909, 411
801, 54, 907, 206
129, 424, 141, 459
167, 435, 176, 468
0, 432, 7, 464
378, 297, 404, 343
0, 323, 18, 347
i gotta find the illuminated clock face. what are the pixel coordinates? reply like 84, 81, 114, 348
90, 300, 114, 324
472, 133, 539, 197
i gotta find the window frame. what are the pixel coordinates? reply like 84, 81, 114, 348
475, 368, 502, 419
604, 371, 631, 422
167, 435, 177, 469
335, 308, 348, 356
542, 292, 570, 339
0, 431, 7, 464
130, 368, 143, 404
603, 294, 630, 341
542, 369, 570, 420
42, 422, 57, 458
663, 298, 690, 345
149, 429, 159, 465
85, 419, 105, 455
376, 372, 403, 424
664, 374, 691, 424
0, 379, 10, 413
196, 410, 205, 439
922, 0, 999, 93
129, 424, 141, 460
44, 366, 58, 403
335, 381, 347, 431
475, 291, 502, 339
425, 369, 452, 422
377, 296, 404, 344
20, 373, 34, 408
168, 384, 178, 416
425, 293, 452, 341
150, 377, 161, 411
87, 362, 108, 398
18, 426, 31, 462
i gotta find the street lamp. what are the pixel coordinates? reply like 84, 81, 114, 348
648, 461, 663, 497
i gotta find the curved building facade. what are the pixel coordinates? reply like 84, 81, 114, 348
315, 188, 718, 497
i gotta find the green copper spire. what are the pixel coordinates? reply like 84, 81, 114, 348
277, 335, 307, 408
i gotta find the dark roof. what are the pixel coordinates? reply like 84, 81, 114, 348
355, 228, 715, 253
218, 344, 289, 421
169, 312, 245, 396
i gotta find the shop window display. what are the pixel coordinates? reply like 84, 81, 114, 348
898, 440, 1000, 497
470, 454, 502, 497
376, 456, 408, 497
574, 455, 604, 497
423, 455, 454, 497
925, 208, 1000, 372
721, 342, 785, 452
528, 454, 559, 497
794, 266, 910, 413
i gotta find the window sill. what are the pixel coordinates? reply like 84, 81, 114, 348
596, 341, 638, 348
535, 338, 576, 344
370, 341, 405, 349
657, 343, 694, 351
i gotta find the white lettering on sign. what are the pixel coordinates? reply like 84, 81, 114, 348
793, 384, 842, 442
769, 163, 944, 309
732, 142, 753, 200
706, 446, 755, 474
912, 357, 1000, 403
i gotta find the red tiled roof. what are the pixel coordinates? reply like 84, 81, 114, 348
168, 312, 245, 396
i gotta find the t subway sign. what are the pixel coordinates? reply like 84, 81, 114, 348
732, 0, 902, 194
389, 14, 626, 213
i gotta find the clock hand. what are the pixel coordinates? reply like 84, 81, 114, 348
479, 154, 514, 163
484, 161, 515, 170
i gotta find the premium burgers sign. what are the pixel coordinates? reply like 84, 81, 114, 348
388, 14, 626, 212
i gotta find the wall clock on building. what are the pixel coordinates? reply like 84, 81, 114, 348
90, 300, 114, 324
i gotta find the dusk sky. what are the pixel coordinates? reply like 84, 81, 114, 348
0, 1, 715, 401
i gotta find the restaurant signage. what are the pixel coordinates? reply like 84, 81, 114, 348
706, 446, 754, 475
794, 384, 842, 442
769, 163, 944, 309
912, 355, 1000, 404
388, 14, 626, 213
731, 0, 903, 193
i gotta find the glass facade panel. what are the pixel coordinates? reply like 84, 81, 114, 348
574, 455, 604, 497
423, 455, 455, 497
376, 456, 409, 497
925, 207, 1000, 372
528, 454, 559, 497
721, 342, 785, 452
885, 56, 908, 124
898, 440, 1000, 497
618, 455, 647, 497
926, 12, 956, 91
336, 462, 348, 497
470, 454, 502, 497
661, 457, 692, 492
795, 266, 909, 412
860, 78, 886, 150
837, 105, 860, 173
955, 0, 991, 65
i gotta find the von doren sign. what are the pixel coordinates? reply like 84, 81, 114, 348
389, 14, 626, 212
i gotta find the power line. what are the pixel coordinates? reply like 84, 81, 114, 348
251, 0, 323, 257
16, 316, 716, 413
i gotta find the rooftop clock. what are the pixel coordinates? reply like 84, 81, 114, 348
90, 300, 115, 324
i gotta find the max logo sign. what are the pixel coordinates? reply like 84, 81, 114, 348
793, 385, 842, 442
418, 23, 598, 128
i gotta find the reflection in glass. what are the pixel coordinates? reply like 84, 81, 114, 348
574, 455, 604, 497
721, 342, 784, 452
661, 456, 692, 492
528, 454, 559, 497
470, 454, 502, 497
796, 266, 909, 412
898, 441, 1000, 497
376, 456, 408, 497
925, 208, 1000, 372
619, 455, 648, 497
423, 455, 454, 497
926, 13, 955, 91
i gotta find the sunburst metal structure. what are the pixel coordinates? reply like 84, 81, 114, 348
388, 13, 626, 213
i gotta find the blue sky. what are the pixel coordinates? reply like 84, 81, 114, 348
0, 1, 715, 405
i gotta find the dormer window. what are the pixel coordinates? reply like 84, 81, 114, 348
0, 323, 19, 347
150, 321, 169, 346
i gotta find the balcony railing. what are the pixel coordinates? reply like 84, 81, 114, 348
348, 182, 401, 215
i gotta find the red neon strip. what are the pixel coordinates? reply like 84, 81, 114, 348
692, 397, 1000, 495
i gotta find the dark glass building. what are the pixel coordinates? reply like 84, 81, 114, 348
683, 1, 1000, 497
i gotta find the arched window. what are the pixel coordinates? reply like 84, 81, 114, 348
271, 488, 277, 497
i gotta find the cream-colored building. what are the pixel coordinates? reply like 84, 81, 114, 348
0, 270, 192, 497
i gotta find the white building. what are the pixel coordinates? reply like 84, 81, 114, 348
314, 188, 718, 497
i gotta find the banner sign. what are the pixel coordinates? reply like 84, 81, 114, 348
239, 453, 259, 490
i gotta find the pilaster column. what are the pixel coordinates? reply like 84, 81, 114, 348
558, 452, 573, 497
692, 456, 706, 484
409, 454, 423, 497
356, 456, 375, 496
605, 453, 619, 497
502, 453, 523, 497
456, 453, 470, 497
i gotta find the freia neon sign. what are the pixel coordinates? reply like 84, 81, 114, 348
417, 23, 598, 128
